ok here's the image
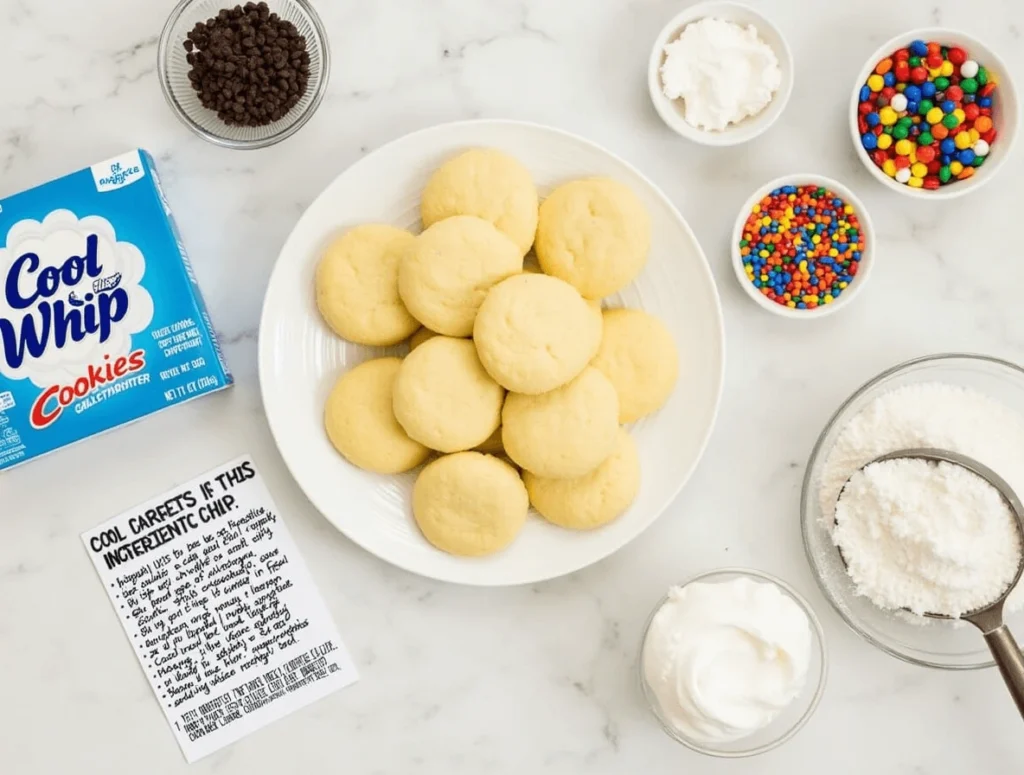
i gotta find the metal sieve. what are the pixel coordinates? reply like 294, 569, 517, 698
840, 448, 1024, 718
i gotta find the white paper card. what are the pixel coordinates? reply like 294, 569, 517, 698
82, 455, 358, 762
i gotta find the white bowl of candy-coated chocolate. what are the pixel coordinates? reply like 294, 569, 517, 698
849, 28, 1019, 199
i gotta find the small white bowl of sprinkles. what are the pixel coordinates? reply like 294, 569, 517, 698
731, 175, 875, 319
648, 1, 794, 146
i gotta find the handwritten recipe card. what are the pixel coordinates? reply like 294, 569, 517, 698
82, 456, 358, 762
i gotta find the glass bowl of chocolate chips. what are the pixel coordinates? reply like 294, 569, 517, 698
159, 0, 330, 149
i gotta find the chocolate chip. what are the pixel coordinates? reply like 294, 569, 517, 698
181, 2, 310, 127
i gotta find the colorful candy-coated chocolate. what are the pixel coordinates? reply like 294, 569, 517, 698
858, 40, 998, 188
739, 185, 864, 310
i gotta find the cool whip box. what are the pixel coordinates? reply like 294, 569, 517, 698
0, 150, 232, 471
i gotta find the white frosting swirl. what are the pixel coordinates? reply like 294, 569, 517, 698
660, 18, 781, 131
643, 577, 811, 743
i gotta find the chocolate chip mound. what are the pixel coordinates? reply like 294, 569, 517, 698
183, 2, 311, 127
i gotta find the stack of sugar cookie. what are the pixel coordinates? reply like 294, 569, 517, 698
316, 147, 679, 558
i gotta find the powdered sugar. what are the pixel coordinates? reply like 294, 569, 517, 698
819, 382, 1024, 616
834, 458, 1021, 617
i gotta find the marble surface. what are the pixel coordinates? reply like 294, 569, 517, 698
2, 0, 1024, 772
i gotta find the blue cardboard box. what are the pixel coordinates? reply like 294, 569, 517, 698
0, 150, 232, 471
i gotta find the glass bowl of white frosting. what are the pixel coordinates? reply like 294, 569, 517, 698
638, 568, 827, 757
802, 353, 1024, 669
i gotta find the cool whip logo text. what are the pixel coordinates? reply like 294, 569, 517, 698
30, 349, 147, 428
1, 234, 129, 370
0, 211, 155, 426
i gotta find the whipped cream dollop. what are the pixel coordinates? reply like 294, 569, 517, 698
660, 17, 781, 131
642, 577, 812, 743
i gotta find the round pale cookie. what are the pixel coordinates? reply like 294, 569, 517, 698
393, 337, 505, 453
316, 224, 419, 346
413, 452, 529, 557
474, 273, 602, 394
408, 327, 440, 351
525, 429, 640, 530
399, 215, 523, 336
502, 366, 619, 478
535, 178, 650, 299
590, 308, 678, 424
421, 148, 539, 255
324, 358, 429, 474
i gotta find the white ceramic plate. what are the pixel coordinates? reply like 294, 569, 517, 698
258, 119, 725, 586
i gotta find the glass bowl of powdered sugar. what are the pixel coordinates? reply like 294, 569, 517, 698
802, 353, 1024, 669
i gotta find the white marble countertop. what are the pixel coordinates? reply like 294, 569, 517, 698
3, 0, 1024, 772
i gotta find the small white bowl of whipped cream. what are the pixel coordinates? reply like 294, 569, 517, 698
648, 2, 794, 145
639, 568, 827, 757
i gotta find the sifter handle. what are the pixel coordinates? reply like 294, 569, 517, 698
984, 625, 1024, 719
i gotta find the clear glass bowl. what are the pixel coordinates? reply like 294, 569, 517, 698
157, 0, 330, 149
802, 353, 1024, 669
638, 568, 828, 758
